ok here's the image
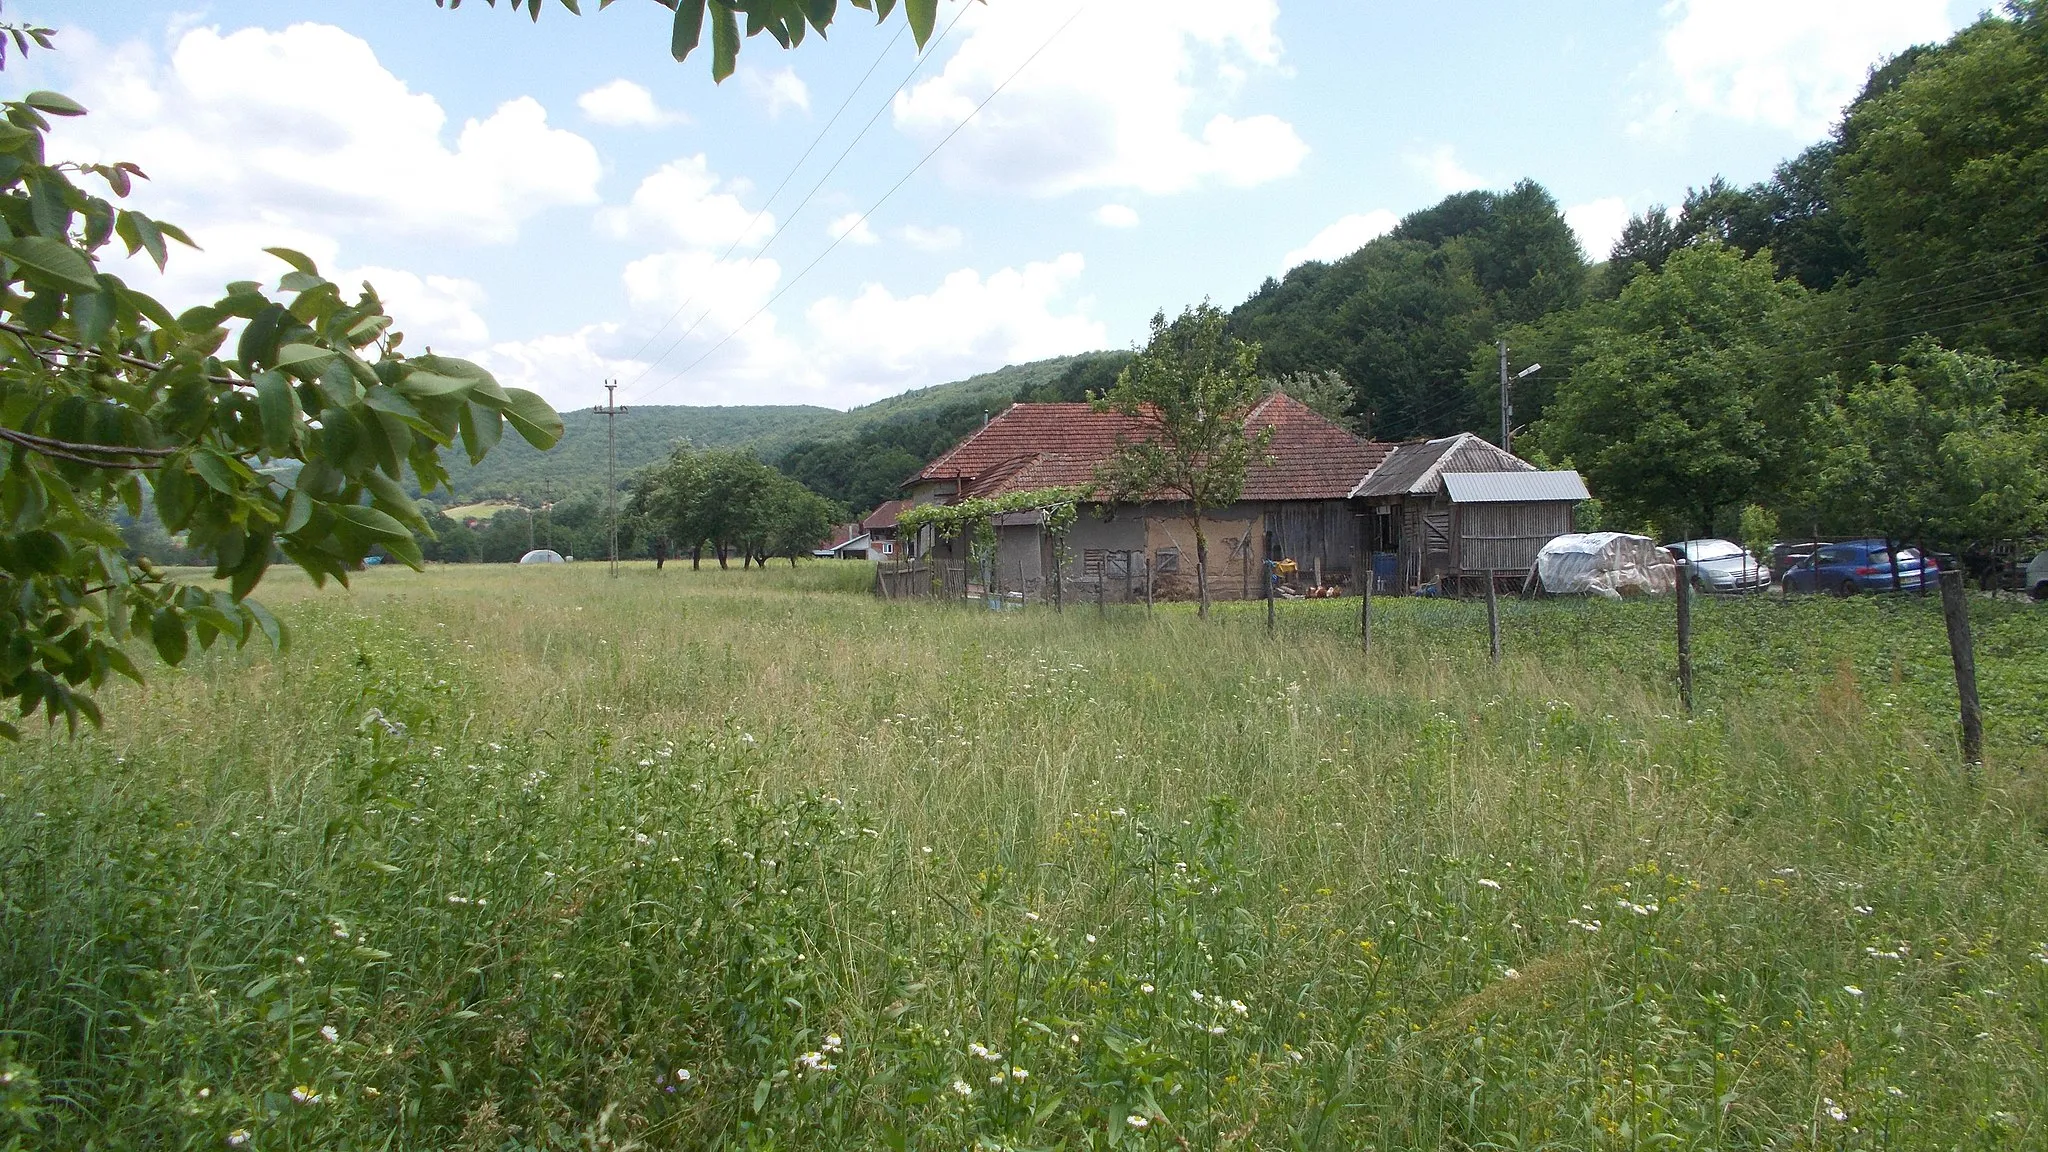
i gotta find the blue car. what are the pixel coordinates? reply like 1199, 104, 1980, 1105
1778, 539, 1940, 595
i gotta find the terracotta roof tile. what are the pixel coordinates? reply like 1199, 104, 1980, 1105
914, 394, 1391, 504
862, 498, 909, 531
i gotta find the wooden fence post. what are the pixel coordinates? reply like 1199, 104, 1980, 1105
1485, 569, 1501, 664
1097, 566, 1106, 618
1265, 559, 1276, 635
1361, 562, 1372, 655
1676, 560, 1694, 714
1145, 554, 1154, 613
1940, 570, 1984, 765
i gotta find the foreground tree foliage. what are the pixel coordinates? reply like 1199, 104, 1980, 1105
447, 0, 944, 80
0, 92, 564, 737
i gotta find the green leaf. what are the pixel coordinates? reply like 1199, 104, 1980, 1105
264, 246, 317, 275
190, 451, 241, 495
254, 370, 301, 456
151, 609, 188, 667
710, 1, 740, 81
498, 387, 566, 449
71, 287, 116, 345
902, 0, 935, 46
238, 303, 287, 368
2, 235, 98, 292
362, 470, 428, 532
8, 529, 68, 573
333, 504, 412, 542
672, 0, 707, 60
278, 270, 328, 294
393, 370, 475, 400
282, 488, 314, 535
242, 599, 285, 650
458, 402, 503, 465
22, 91, 85, 116
274, 343, 337, 377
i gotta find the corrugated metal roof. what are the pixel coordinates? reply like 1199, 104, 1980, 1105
1348, 438, 1460, 498
1442, 470, 1590, 503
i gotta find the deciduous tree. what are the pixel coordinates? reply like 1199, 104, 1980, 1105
1094, 303, 1272, 619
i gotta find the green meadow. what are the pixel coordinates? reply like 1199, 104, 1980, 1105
2, 563, 2044, 1149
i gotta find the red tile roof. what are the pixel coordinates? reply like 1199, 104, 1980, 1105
862, 498, 909, 531
913, 394, 1390, 503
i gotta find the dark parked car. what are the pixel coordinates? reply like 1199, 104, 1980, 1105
1778, 538, 1940, 595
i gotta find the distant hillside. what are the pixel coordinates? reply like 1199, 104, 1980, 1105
430, 355, 1120, 507
434, 404, 837, 503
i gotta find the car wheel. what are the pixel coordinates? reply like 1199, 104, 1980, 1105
2034, 581, 2048, 602
1836, 579, 1858, 598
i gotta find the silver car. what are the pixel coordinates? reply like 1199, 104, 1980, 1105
1667, 538, 1773, 593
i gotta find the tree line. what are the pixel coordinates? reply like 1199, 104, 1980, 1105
625, 447, 842, 569
1227, 3, 2048, 551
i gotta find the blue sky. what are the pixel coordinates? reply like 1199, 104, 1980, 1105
13, 1, 1977, 412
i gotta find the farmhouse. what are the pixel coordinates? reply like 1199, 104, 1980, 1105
1350, 433, 1589, 594
903, 395, 1387, 601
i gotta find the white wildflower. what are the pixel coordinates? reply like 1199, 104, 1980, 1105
823, 1033, 843, 1053
1024, 911, 1040, 922
1085, 934, 1097, 944
1823, 1097, 1848, 1122
1502, 968, 1521, 980
675, 1068, 692, 1083
1230, 999, 1249, 1016
319, 1025, 339, 1043
227, 1131, 252, 1147
1477, 878, 1502, 890
1140, 983, 1154, 994
951, 1079, 973, 1097
290, 1084, 322, 1104
1126, 1114, 1150, 1129
1010, 1066, 1029, 1081
1842, 985, 1865, 998
1208, 1024, 1227, 1036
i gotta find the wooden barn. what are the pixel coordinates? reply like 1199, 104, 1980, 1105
1350, 433, 1588, 594
901, 394, 1389, 602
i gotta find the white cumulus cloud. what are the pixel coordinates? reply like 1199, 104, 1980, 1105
829, 213, 880, 246
893, 0, 1304, 196
739, 66, 810, 118
1407, 144, 1482, 194
1640, 0, 1958, 137
1280, 210, 1397, 271
898, 223, 965, 251
597, 155, 774, 250
806, 254, 1107, 402
48, 22, 600, 247
1564, 197, 1633, 262
577, 78, 687, 127
1092, 204, 1140, 228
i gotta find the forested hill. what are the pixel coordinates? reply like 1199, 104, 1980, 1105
432, 355, 1125, 506
434, 404, 837, 503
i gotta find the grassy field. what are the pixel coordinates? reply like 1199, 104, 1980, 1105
2, 563, 2045, 1149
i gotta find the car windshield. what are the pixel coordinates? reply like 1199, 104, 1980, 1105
1685, 540, 1744, 561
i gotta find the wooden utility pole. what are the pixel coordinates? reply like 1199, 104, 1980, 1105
1265, 558, 1276, 635
1361, 562, 1372, 655
594, 381, 627, 578
1676, 560, 1694, 713
1939, 570, 1984, 765
1498, 339, 1511, 452
1485, 569, 1501, 664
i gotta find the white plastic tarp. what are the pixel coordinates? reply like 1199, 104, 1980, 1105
1535, 532, 1677, 598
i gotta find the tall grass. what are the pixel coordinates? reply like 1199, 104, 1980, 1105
1, 562, 2043, 1149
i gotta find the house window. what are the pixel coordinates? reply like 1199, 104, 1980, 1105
1154, 548, 1180, 573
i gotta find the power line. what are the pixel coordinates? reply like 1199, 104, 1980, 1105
622, 1, 980, 402
635, 1, 1093, 404
616, 23, 910, 373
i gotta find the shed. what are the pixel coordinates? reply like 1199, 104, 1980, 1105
1350, 434, 1585, 594
1441, 470, 1590, 581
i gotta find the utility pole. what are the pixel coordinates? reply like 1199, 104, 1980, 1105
1499, 339, 1510, 451
594, 381, 627, 578
1498, 343, 1540, 455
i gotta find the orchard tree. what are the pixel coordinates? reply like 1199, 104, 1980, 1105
1094, 303, 1273, 619
759, 476, 840, 567
1809, 341, 2048, 549
0, 93, 564, 737
1534, 245, 1812, 536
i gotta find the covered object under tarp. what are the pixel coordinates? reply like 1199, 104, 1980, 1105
1534, 533, 1677, 598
